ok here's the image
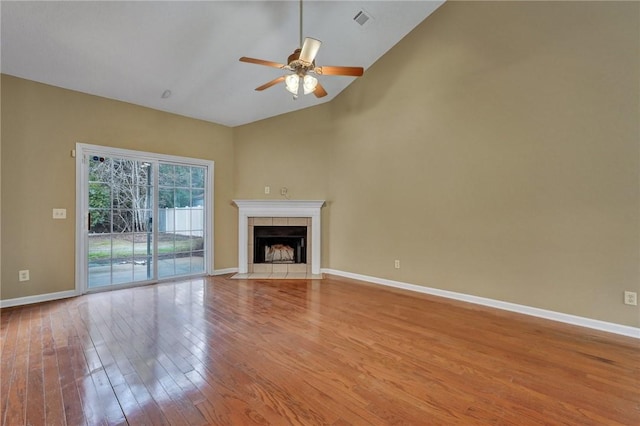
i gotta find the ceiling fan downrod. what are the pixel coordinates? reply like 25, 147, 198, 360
299, 0, 303, 49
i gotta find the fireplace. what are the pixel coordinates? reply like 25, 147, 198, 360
254, 226, 307, 264
233, 200, 325, 276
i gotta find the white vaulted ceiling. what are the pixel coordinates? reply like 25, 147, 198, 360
1, 1, 443, 127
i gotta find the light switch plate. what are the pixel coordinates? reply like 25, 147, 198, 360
53, 208, 67, 219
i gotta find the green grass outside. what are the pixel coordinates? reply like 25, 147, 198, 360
88, 234, 203, 261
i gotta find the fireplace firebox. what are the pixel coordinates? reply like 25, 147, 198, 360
254, 226, 306, 264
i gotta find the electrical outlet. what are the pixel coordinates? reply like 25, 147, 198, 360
19, 270, 30, 282
394, 260, 400, 269
264, 186, 270, 194
52, 208, 66, 219
281, 187, 288, 196
624, 291, 637, 306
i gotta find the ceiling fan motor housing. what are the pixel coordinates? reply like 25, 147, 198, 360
288, 49, 315, 75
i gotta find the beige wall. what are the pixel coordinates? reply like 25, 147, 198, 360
0, 77, 3, 296
1, 75, 237, 300
234, 2, 640, 327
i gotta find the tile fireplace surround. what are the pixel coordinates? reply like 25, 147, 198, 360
232, 200, 325, 279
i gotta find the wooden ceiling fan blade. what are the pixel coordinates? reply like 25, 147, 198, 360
313, 82, 328, 98
255, 76, 286, 91
299, 37, 322, 64
240, 57, 286, 69
315, 66, 364, 77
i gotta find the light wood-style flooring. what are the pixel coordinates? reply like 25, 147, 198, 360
1, 274, 639, 425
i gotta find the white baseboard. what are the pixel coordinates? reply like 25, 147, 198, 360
211, 267, 238, 276
0, 290, 78, 309
322, 268, 640, 339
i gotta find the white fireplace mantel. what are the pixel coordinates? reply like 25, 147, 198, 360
233, 200, 325, 275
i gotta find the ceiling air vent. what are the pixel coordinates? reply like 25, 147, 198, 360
353, 10, 370, 26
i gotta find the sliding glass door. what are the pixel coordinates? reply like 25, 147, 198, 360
77, 144, 213, 292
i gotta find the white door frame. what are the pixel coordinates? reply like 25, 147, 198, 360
75, 143, 214, 294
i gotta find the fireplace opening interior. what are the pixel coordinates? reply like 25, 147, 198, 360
254, 226, 307, 264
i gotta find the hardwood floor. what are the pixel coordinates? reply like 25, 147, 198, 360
1, 274, 638, 425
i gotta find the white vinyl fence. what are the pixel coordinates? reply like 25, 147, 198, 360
158, 207, 204, 237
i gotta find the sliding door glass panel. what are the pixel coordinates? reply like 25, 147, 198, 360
88, 156, 153, 288
158, 163, 206, 279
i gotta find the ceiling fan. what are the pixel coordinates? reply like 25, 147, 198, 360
239, 0, 364, 99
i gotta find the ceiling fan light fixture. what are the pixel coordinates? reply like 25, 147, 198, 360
285, 74, 300, 95
303, 74, 318, 95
